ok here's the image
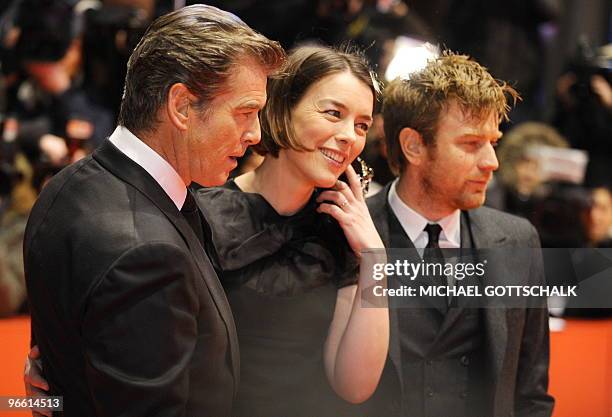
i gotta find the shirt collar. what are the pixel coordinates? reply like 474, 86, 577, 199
108, 126, 187, 210
388, 178, 461, 246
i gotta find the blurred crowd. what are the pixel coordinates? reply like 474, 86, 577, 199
0, 0, 611, 317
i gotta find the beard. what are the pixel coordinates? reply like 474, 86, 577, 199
420, 170, 486, 212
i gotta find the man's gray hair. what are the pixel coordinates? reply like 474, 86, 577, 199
118, 4, 285, 135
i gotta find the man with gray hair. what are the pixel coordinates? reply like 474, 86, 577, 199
23, 5, 284, 416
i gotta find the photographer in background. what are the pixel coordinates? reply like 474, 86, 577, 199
554, 40, 612, 186
0, 0, 113, 317
7, 0, 113, 168
0, 152, 34, 317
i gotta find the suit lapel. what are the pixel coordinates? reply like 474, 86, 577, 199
368, 184, 392, 247
464, 208, 509, 400
368, 185, 406, 393
465, 207, 508, 248
93, 140, 240, 391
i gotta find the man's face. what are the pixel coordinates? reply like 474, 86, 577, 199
187, 59, 268, 186
417, 100, 501, 213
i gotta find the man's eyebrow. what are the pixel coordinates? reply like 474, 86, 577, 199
459, 130, 503, 140
237, 101, 265, 111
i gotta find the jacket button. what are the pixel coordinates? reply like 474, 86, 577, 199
427, 389, 434, 397
460, 355, 470, 366
460, 392, 468, 399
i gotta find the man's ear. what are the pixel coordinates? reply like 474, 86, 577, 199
398, 127, 424, 165
166, 83, 193, 131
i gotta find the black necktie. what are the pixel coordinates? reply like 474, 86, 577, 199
423, 223, 448, 311
424, 223, 443, 258
181, 190, 205, 247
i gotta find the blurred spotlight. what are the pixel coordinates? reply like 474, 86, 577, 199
384, 36, 438, 81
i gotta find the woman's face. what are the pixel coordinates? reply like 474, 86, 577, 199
280, 71, 374, 188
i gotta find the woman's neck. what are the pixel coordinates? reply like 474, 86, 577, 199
234, 155, 314, 216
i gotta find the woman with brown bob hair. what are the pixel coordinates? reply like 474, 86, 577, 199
195, 44, 389, 416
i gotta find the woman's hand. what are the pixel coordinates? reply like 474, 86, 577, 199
24, 345, 52, 417
316, 164, 384, 256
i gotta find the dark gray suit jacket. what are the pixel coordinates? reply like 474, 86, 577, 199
366, 183, 554, 417
24, 140, 239, 416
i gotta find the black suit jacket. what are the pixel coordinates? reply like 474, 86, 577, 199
365, 184, 554, 417
24, 140, 239, 416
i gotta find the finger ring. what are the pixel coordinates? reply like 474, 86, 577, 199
339, 199, 349, 209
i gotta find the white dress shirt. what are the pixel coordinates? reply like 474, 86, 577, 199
388, 179, 461, 297
387, 178, 461, 252
108, 126, 187, 210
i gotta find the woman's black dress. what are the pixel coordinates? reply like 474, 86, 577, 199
196, 181, 360, 417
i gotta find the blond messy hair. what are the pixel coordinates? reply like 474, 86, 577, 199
382, 51, 519, 175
